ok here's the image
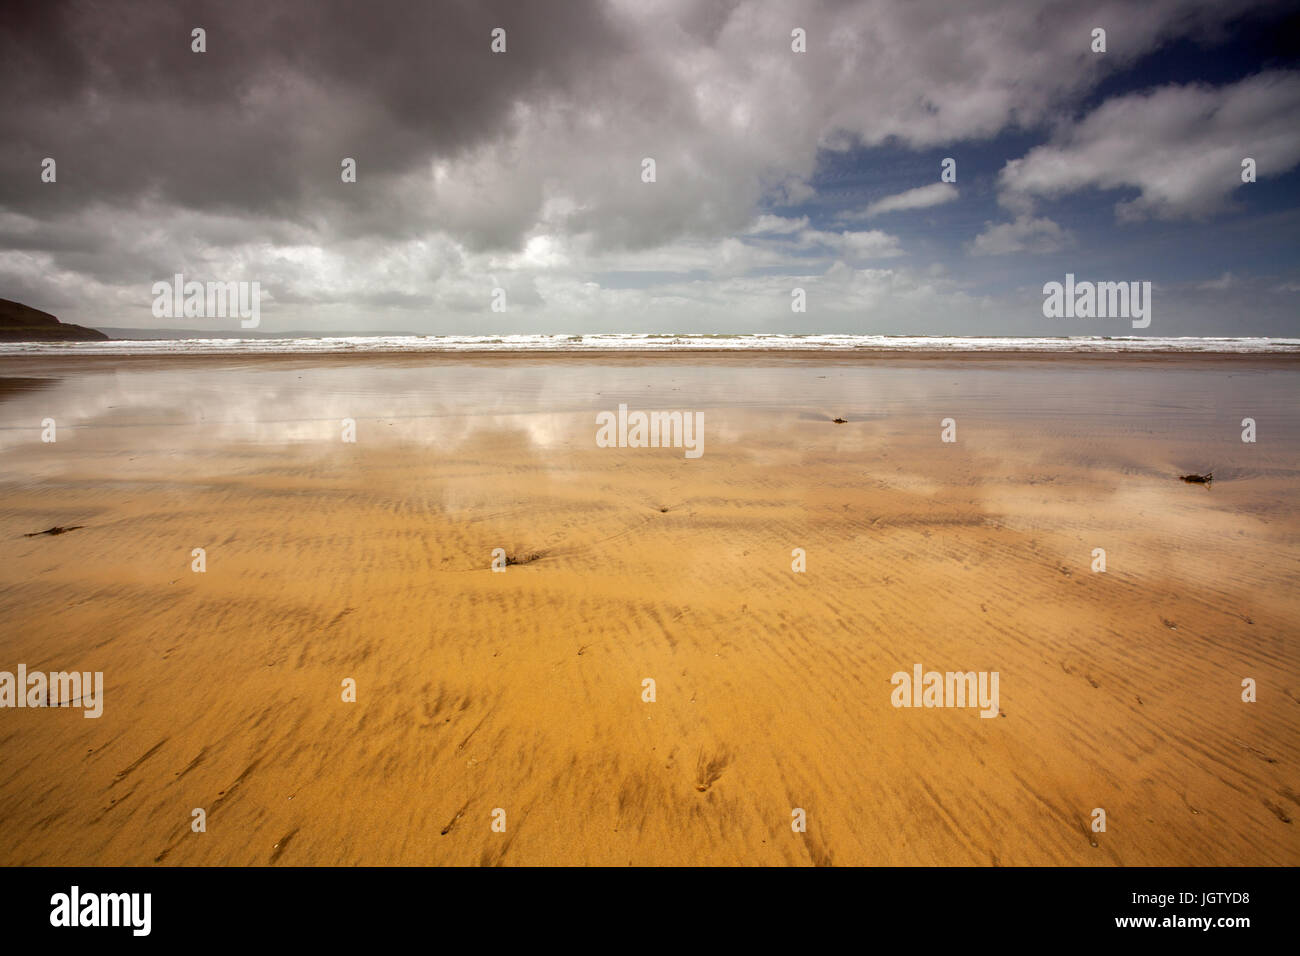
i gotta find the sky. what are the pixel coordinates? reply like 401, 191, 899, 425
1, 0, 1298, 337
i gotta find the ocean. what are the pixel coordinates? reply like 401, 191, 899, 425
2, 333, 1298, 355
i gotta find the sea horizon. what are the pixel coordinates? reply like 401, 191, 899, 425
4, 331, 1300, 355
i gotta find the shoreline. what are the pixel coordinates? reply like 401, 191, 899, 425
3, 349, 1300, 369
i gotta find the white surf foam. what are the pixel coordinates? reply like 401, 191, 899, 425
2, 333, 1298, 354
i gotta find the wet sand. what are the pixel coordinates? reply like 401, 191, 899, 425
0, 353, 1297, 865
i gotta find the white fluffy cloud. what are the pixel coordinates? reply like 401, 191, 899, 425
970, 216, 1072, 256
994, 71, 1300, 221
847, 184, 959, 219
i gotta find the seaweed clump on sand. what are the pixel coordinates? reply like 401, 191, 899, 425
24, 525, 84, 537
504, 549, 546, 566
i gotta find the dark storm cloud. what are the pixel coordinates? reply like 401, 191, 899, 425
0, 0, 625, 233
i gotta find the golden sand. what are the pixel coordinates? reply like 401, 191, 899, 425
0, 353, 1296, 865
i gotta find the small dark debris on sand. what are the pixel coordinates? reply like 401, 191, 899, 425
505, 550, 546, 566
832, 417, 847, 424
1179, 473, 1212, 484
24, 525, 83, 537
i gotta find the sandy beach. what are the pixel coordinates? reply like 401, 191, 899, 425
0, 352, 1296, 866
